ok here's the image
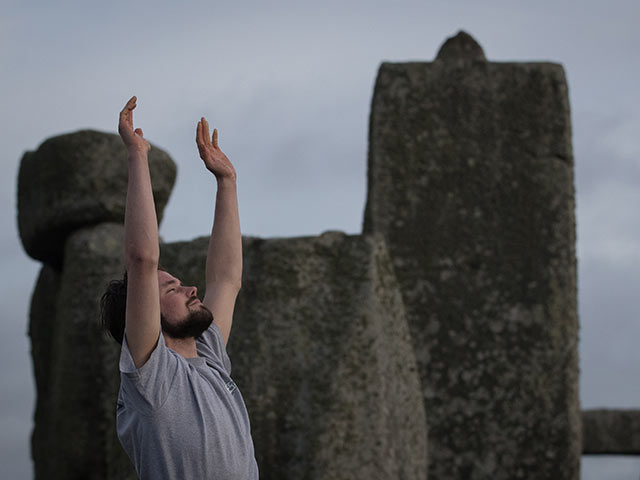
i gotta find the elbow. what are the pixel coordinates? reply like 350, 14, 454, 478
226, 276, 242, 293
207, 265, 242, 291
207, 277, 242, 294
125, 251, 159, 270
231, 270, 242, 291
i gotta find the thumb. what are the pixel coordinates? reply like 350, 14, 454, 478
135, 128, 144, 137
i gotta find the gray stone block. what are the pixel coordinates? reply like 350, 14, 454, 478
30, 223, 136, 480
363, 31, 580, 479
17, 130, 176, 266
582, 409, 640, 454
161, 231, 428, 480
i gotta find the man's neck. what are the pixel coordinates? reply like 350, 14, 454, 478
163, 334, 198, 358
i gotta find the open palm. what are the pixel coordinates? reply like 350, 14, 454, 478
118, 96, 150, 153
196, 117, 236, 181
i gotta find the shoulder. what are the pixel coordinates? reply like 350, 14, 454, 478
196, 322, 232, 374
119, 332, 181, 411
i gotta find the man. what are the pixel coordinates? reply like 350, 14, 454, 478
100, 96, 259, 479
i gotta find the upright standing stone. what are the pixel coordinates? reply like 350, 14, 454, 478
363, 31, 580, 479
29, 223, 136, 479
29, 264, 61, 479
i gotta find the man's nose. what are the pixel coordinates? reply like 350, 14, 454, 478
186, 285, 197, 297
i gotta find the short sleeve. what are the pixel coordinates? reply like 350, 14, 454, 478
196, 322, 232, 374
119, 331, 179, 412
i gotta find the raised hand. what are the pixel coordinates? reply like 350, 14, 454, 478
196, 117, 237, 182
118, 96, 150, 154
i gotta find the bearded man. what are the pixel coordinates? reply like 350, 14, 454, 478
100, 96, 259, 479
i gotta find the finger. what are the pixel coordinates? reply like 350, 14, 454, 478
202, 117, 210, 145
121, 96, 136, 115
119, 105, 130, 119
213, 128, 218, 148
120, 104, 137, 129
119, 111, 132, 131
196, 120, 202, 144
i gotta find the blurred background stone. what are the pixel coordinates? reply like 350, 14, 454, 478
18, 130, 176, 267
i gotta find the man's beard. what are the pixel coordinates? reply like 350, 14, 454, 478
161, 305, 214, 340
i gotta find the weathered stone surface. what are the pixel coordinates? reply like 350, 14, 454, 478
30, 223, 135, 480
363, 33, 580, 479
18, 130, 176, 266
161, 231, 428, 480
582, 409, 640, 454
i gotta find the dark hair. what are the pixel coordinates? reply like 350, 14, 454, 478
100, 272, 128, 345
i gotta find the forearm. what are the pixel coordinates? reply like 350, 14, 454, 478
124, 149, 159, 266
206, 177, 242, 288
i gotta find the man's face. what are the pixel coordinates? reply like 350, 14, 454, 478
157, 270, 213, 339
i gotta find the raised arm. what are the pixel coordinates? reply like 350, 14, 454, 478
196, 118, 241, 346
120, 96, 161, 368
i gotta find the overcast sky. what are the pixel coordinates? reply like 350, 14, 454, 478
2, 1, 639, 478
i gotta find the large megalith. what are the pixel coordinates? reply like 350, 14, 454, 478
363, 31, 580, 479
160, 232, 428, 480
18, 130, 176, 267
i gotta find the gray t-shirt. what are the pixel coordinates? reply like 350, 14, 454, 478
117, 322, 259, 479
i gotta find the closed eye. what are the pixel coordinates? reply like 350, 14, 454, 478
162, 279, 183, 294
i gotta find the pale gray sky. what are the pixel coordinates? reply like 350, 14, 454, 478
2, 1, 639, 478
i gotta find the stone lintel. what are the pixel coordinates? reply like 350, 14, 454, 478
582, 409, 640, 455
